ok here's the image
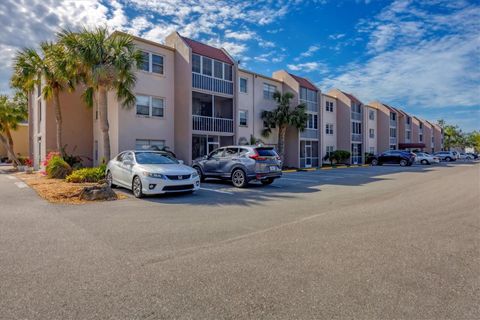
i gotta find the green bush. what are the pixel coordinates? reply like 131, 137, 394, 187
331, 150, 351, 164
46, 156, 72, 179
66, 164, 106, 183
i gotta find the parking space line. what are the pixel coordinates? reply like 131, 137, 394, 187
199, 187, 234, 195
281, 177, 319, 183
7, 176, 17, 180
14, 181, 28, 189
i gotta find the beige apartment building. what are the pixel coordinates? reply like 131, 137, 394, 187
327, 89, 364, 164
29, 30, 444, 169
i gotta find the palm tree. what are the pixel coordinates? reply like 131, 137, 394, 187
0, 93, 28, 166
261, 91, 307, 161
11, 42, 74, 152
58, 27, 142, 162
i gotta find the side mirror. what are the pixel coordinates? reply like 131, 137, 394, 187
123, 160, 133, 166
178, 160, 184, 164
203, 155, 209, 160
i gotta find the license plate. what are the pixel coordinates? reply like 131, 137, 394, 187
269, 166, 278, 171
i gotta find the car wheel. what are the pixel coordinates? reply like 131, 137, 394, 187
193, 166, 205, 182
106, 171, 116, 188
371, 159, 379, 166
445, 157, 452, 162
400, 159, 408, 167
132, 176, 144, 198
261, 178, 274, 185
231, 169, 248, 188
421, 159, 429, 165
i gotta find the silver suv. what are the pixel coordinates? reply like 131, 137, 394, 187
434, 151, 457, 162
192, 146, 282, 188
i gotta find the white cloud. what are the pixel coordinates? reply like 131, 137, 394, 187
287, 62, 328, 73
328, 33, 346, 40
225, 30, 255, 41
300, 45, 320, 58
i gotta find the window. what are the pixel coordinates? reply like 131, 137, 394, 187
209, 148, 224, 158
94, 140, 98, 162
352, 103, 361, 113
406, 117, 411, 124
192, 54, 201, 73
390, 128, 396, 138
369, 110, 375, 120
37, 100, 41, 133
419, 134, 423, 142
140, 51, 164, 74
224, 147, 238, 157
407, 131, 411, 140
369, 147, 375, 154
263, 83, 277, 100
390, 112, 396, 121
224, 64, 232, 81
325, 123, 334, 135
419, 122, 423, 129
326, 146, 334, 156
239, 110, 248, 126
369, 128, 375, 138
352, 122, 362, 134
214, 60, 223, 78
135, 139, 165, 150
239, 78, 248, 93
389, 145, 396, 150
136, 95, 165, 118
202, 57, 212, 76
306, 113, 318, 129
325, 101, 334, 112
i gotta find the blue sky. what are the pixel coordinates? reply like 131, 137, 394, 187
0, 0, 479, 131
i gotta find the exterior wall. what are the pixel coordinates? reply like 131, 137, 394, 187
422, 121, 433, 153
0, 124, 29, 158
397, 112, 406, 144
327, 89, 351, 153
237, 70, 254, 144
364, 105, 377, 154
321, 94, 337, 160
411, 117, 420, 144
432, 124, 443, 151
166, 32, 192, 163
369, 101, 390, 153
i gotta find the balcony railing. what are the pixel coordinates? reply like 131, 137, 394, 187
192, 115, 233, 133
351, 112, 362, 121
351, 133, 362, 142
300, 128, 318, 139
390, 120, 397, 127
300, 100, 318, 112
390, 137, 397, 144
192, 73, 233, 95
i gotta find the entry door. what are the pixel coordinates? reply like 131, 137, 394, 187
305, 142, 312, 168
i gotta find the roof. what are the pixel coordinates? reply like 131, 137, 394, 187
239, 68, 283, 84
382, 103, 398, 113
288, 73, 318, 91
181, 36, 234, 64
339, 90, 363, 104
112, 31, 175, 52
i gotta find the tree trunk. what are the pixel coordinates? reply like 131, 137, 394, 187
98, 86, 111, 163
0, 133, 20, 166
277, 125, 287, 165
53, 88, 63, 152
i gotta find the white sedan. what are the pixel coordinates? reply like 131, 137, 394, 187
415, 152, 440, 165
106, 150, 200, 198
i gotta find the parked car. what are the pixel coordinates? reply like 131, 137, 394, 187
415, 152, 440, 165
370, 150, 416, 166
106, 150, 200, 198
452, 151, 460, 160
466, 152, 478, 160
434, 151, 457, 162
192, 146, 282, 188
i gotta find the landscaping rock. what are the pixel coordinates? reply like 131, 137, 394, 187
79, 184, 117, 201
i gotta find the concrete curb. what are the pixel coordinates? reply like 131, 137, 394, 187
282, 164, 370, 173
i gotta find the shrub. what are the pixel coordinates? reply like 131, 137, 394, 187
46, 155, 72, 179
61, 145, 83, 169
331, 150, 351, 164
66, 164, 106, 183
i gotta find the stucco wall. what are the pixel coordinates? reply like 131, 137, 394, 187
321, 94, 337, 158
0, 124, 29, 158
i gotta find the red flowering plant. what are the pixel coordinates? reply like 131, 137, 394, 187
41, 151, 61, 175
25, 158, 33, 167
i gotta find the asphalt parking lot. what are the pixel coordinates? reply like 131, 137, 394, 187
1, 160, 479, 319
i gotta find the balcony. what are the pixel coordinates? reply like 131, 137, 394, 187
351, 112, 362, 121
300, 128, 318, 139
390, 137, 397, 144
192, 115, 233, 133
352, 133, 362, 142
192, 73, 233, 95
390, 119, 397, 127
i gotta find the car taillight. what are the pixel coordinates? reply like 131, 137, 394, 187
249, 154, 267, 161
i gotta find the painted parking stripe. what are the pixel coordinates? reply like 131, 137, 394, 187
14, 181, 28, 189
281, 177, 319, 183
199, 187, 234, 195
7, 175, 17, 180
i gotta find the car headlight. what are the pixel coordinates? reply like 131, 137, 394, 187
142, 172, 166, 179
191, 171, 199, 178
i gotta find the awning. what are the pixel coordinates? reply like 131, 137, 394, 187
399, 143, 426, 149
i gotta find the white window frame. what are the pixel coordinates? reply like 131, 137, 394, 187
369, 110, 375, 120
135, 139, 166, 150
136, 95, 165, 118
239, 110, 248, 127
369, 128, 375, 138
325, 101, 334, 112
325, 123, 334, 135
306, 113, 318, 130
140, 51, 165, 75
263, 83, 277, 100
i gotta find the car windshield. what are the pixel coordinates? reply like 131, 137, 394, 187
135, 152, 178, 164
256, 148, 278, 157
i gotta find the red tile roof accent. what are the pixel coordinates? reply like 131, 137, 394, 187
340, 90, 363, 104
182, 37, 234, 65
288, 73, 318, 91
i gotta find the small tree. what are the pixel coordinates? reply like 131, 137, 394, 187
0, 93, 28, 166
261, 91, 307, 161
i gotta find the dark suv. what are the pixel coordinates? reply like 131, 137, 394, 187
192, 146, 282, 187
370, 150, 416, 166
